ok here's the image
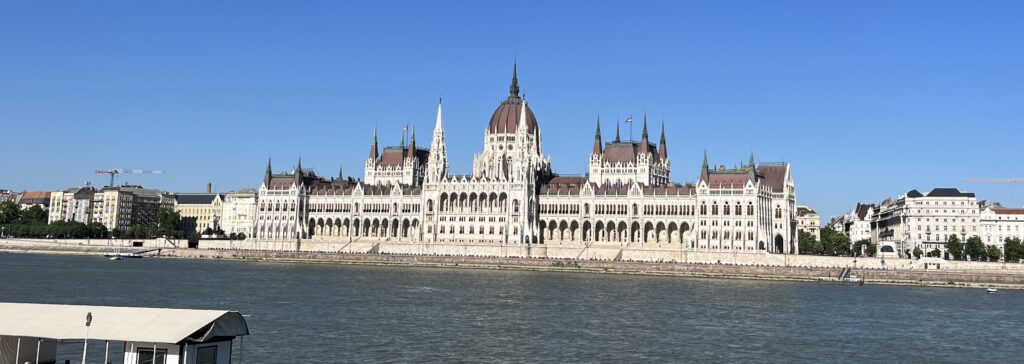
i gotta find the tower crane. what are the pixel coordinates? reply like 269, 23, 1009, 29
962, 178, 1024, 183
95, 169, 165, 187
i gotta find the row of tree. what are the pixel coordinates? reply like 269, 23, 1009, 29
0, 201, 186, 240
799, 228, 860, 256
944, 235, 1016, 262
798, 227, 1023, 263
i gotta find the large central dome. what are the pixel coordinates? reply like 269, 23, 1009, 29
487, 64, 538, 134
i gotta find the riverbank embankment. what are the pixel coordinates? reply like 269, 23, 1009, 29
3, 238, 1024, 289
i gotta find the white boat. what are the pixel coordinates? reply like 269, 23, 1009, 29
108, 256, 122, 261
986, 288, 998, 293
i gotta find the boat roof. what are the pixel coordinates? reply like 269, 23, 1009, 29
0, 303, 249, 344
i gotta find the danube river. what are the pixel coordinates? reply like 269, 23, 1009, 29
2, 253, 1021, 363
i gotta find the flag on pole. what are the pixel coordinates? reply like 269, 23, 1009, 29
626, 116, 633, 124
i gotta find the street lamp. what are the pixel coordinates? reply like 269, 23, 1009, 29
82, 312, 92, 364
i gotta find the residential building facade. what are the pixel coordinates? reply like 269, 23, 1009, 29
796, 205, 820, 241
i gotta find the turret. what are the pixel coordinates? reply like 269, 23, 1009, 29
426, 98, 448, 182
592, 116, 603, 155
294, 157, 303, 185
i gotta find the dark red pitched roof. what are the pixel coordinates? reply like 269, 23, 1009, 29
758, 164, 787, 192
706, 173, 749, 189
603, 142, 658, 163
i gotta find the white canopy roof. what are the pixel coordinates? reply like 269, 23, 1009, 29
0, 303, 249, 344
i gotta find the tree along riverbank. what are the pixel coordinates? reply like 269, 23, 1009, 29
4, 241, 1023, 290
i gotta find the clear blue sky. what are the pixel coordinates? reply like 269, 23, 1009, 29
2, 1, 1022, 221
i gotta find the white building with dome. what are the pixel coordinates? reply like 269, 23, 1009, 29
252, 65, 800, 255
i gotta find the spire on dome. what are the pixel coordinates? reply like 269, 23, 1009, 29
592, 116, 602, 155
615, 122, 621, 143
509, 61, 520, 98
338, 164, 344, 180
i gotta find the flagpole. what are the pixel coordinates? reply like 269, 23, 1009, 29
628, 115, 633, 142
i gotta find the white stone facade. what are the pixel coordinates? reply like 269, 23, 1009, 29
222, 189, 258, 237
871, 188, 979, 257
252, 67, 801, 255
980, 207, 1024, 250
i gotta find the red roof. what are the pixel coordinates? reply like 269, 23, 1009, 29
380, 149, 406, 167
994, 208, 1024, 215
706, 173, 749, 189
758, 165, 787, 192
603, 142, 658, 163
488, 97, 537, 134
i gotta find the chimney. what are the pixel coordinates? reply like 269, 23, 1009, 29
206, 182, 212, 193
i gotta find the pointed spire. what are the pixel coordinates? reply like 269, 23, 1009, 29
369, 127, 379, 160
517, 100, 528, 135
642, 113, 649, 138
294, 157, 303, 185
749, 151, 756, 170
615, 122, 621, 143
509, 61, 520, 98
658, 121, 668, 161
263, 157, 273, 187
640, 113, 650, 153
434, 98, 444, 131
700, 149, 710, 182
338, 164, 344, 180
592, 115, 603, 155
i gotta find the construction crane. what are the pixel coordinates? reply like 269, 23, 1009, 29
96, 169, 165, 187
963, 178, 1024, 184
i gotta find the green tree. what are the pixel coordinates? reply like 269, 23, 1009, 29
866, 244, 877, 257
1004, 238, 1023, 263
945, 235, 964, 260
965, 236, 986, 261
156, 208, 183, 238
820, 228, 852, 256
798, 230, 817, 255
913, 246, 923, 259
929, 248, 941, 258
985, 245, 1002, 262
237, 232, 246, 240
0, 201, 19, 224
19, 205, 47, 223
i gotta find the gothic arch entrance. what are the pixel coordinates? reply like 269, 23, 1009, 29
774, 235, 784, 253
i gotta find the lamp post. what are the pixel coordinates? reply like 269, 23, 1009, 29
82, 312, 92, 364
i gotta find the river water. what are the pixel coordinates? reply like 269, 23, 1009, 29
1, 253, 1021, 363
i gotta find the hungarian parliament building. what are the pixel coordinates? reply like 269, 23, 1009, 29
255, 66, 800, 254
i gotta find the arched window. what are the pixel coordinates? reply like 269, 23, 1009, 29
632, 204, 639, 215
513, 200, 520, 213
